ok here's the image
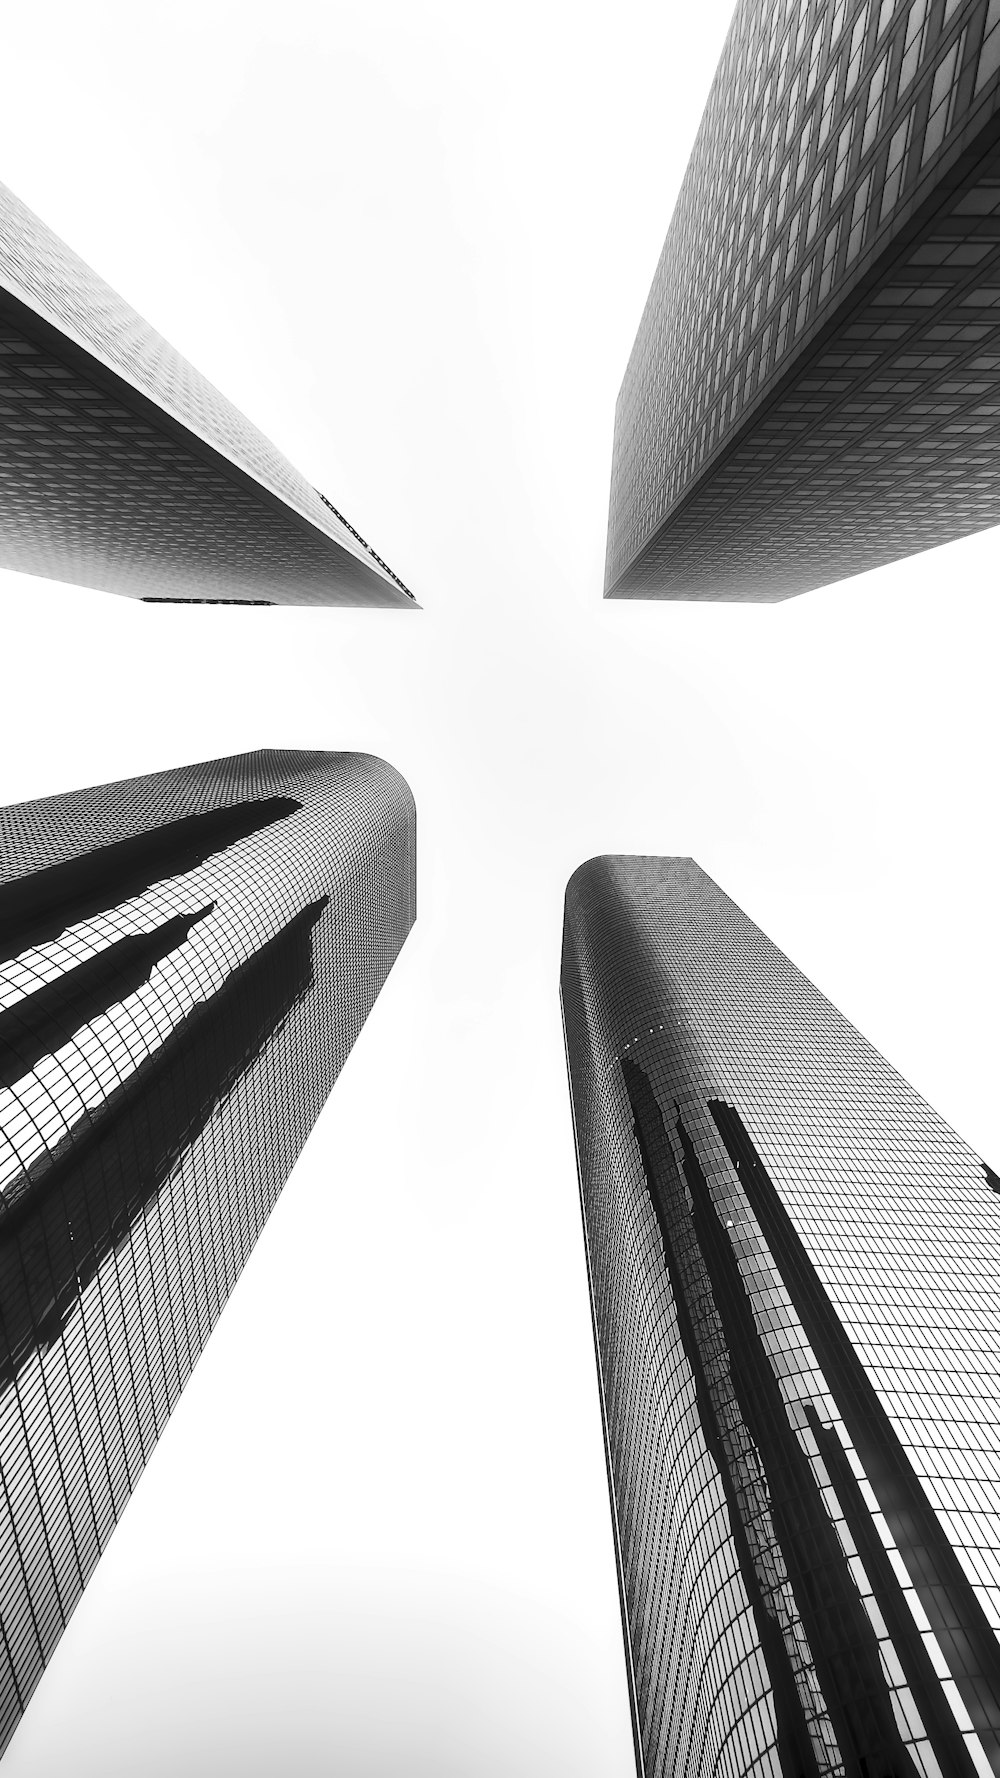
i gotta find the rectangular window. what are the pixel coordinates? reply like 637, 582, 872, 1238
795, 259, 815, 333
876, 0, 897, 36
775, 292, 794, 359
759, 195, 774, 247
757, 321, 773, 382
846, 170, 874, 261
767, 242, 783, 306
818, 218, 842, 300
862, 50, 889, 154
784, 206, 803, 277
766, 115, 783, 182
818, 67, 840, 146
784, 72, 802, 143
775, 158, 792, 225
794, 7, 810, 60
832, 117, 854, 200
897, 0, 928, 98
806, 20, 825, 97
922, 32, 966, 165
845, 3, 871, 95
975, 0, 1000, 94
795, 116, 815, 190
805, 167, 825, 242
880, 110, 913, 218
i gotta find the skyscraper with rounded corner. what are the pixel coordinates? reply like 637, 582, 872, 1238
562, 854, 1000, 1776
0, 749, 415, 1756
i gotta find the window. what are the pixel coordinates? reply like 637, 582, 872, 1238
775, 157, 793, 225
845, 3, 871, 95
805, 167, 826, 243
876, 0, 898, 36
766, 242, 783, 306
975, 0, 1000, 94
897, 0, 928, 98
756, 321, 773, 383
921, 32, 967, 165
830, 0, 849, 47
846, 171, 874, 261
818, 219, 842, 300
784, 205, 803, 277
774, 291, 794, 359
818, 68, 840, 147
795, 259, 815, 333
766, 115, 783, 182
784, 72, 802, 143
861, 50, 889, 154
795, 116, 815, 190
805, 20, 825, 97
832, 117, 854, 200
880, 110, 913, 219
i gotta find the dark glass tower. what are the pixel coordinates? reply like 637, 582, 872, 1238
561, 856, 1000, 1777
0, 182, 414, 607
607, 0, 1000, 600
0, 750, 415, 1756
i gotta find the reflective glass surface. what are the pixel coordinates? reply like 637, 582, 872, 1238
562, 856, 1000, 1776
0, 750, 416, 1754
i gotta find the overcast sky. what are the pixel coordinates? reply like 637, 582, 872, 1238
1, 2, 1000, 1773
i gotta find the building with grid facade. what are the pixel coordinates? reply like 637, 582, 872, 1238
0, 749, 415, 1757
0, 183, 414, 607
561, 855, 1000, 1777
606, 0, 1000, 600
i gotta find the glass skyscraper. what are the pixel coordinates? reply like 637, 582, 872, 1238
606, 0, 1000, 600
0, 182, 414, 607
561, 855, 1000, 1776
0, 749, 415, 1756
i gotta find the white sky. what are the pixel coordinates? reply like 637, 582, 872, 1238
1, 2, 999, 1773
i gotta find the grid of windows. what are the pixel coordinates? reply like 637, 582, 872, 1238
0, 750, 416, 1756
606, 0, 1000, 601
0, 184, 414, 606
561, 856, 1000, 1776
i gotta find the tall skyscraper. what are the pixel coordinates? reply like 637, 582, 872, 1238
561, 855, 1000, 1777
606, 0, 1000, 601
0, 183, 414, 607
0, 749, 415, 1756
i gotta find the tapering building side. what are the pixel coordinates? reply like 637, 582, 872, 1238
0, 184, 415, 606
0, 750, 415, 1756
607, 0, 1000, 601
561, 856, 1000, 1777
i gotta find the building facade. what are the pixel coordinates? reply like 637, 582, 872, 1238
0, 183, 414, 606
561, 855, 1000, 1777
0, 749, 415, 1755
607, 0, 1000, 600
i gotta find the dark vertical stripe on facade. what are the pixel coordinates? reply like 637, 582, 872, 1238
802, 1400, 978, 1776
0, 795, 300, 963
675, 1112, 920, 1778
623, 1058, 823, 1778
0, 907, 213, 1090
0, 897, 328, 1391
709, 1096, 1000, 1769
